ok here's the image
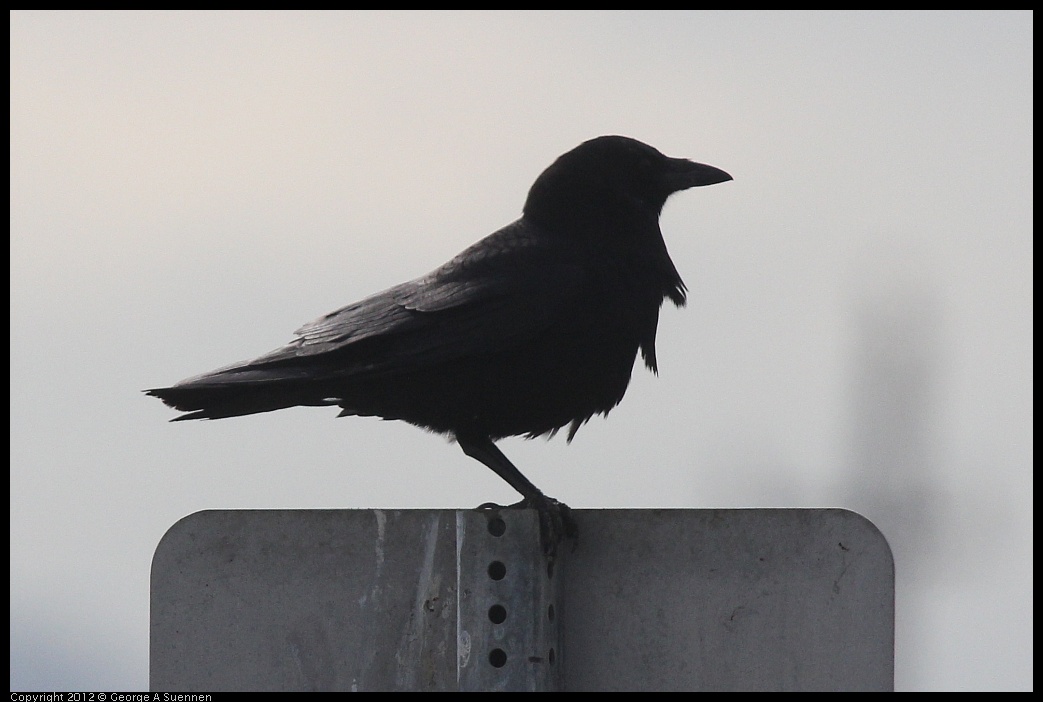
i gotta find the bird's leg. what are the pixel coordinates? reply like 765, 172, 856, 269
457, 434, 577, 558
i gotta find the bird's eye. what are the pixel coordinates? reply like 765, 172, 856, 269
634, 155, 655, 183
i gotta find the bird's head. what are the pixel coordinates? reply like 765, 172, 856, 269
523, 135, 731, 234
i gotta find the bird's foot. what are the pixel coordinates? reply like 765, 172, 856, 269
477, 495, 577, 563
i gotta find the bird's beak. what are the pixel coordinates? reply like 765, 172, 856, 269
663, 158, 733, 192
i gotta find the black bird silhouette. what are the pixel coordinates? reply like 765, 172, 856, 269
146, 136, 731, 555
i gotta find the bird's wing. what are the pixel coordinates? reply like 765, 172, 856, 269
230, 221, 590, 377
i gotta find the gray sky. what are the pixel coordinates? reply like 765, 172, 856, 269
10, 11, 1032, 691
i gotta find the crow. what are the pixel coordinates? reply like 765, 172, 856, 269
146, 135, 731, 555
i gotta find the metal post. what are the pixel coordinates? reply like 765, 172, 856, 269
456, 508, 562, 691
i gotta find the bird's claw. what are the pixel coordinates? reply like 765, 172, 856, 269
477, 495, 577, 564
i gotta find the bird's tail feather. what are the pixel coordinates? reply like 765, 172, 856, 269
145, 366, 339, 421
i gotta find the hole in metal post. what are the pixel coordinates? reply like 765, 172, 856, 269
547, 603, 555, 621
549, 647, 556, 665
487, 560, 506, 581
487, 517, 506, 537
488, 604, 507, 624
489, 648, 507, 668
